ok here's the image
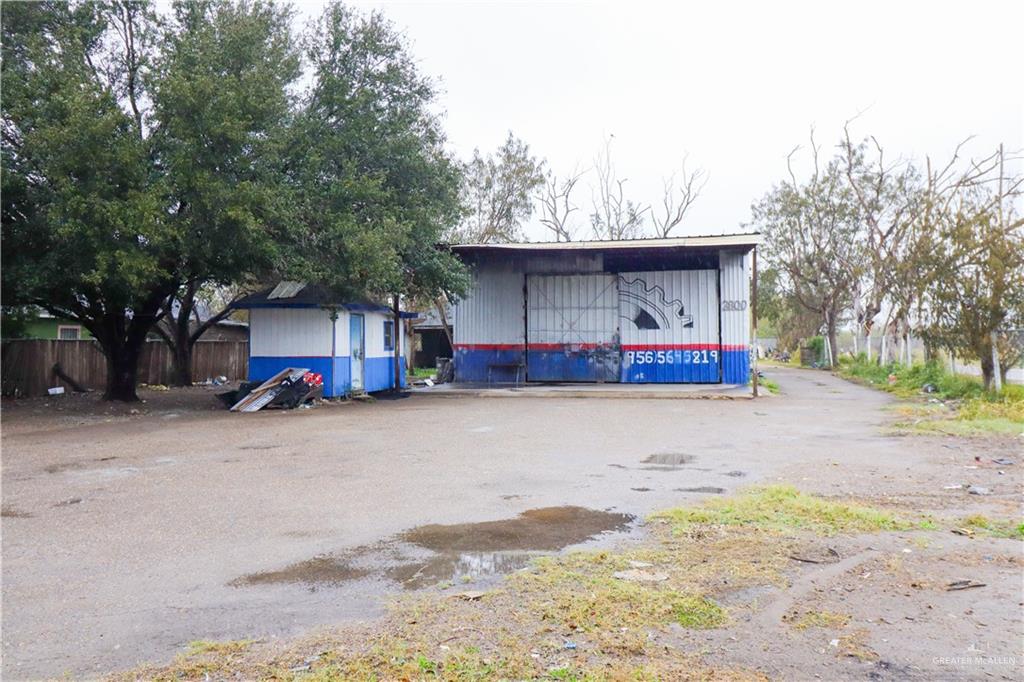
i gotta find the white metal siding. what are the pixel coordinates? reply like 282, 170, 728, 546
718, 252, 750, 348
454, 264, 525, 346
249, 308, 333, 357
618, 270, 719, 350
526, 274, 618, 346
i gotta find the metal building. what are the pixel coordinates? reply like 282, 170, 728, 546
234, 282, 412, 397
451, 234, 759, 385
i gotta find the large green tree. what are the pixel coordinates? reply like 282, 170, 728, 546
2, 1, 175, 400
287, 3, 468, 302
148, 0, 300, 385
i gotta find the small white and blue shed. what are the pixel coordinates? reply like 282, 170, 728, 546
234, 282, 410, 397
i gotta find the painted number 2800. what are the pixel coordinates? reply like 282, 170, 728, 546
626, 350, 719, 365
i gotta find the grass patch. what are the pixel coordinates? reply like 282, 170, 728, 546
839, 358, 1023, 436
186, 639, 255, 656
959, 515, 1024, 539
408, 366, 436, 379
787, 610, 851, 631
651, 485, 916, 536
758, 376, 780, 394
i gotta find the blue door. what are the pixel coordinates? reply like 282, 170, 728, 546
349, 314, 365, 391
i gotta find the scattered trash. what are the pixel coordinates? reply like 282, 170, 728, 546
53, 497, 82, 507
289, 664, 311, 673
942, 484, 962, 490
951, 528, 975, 538
563, 641, 577, 650
789, 547, 840, 564
887, 373, 898, 385
946, 580, 985, 591
921, 383, 937, 393
829, 639, 840, 648
992, 458, 1014, 466
424, 378, 435, 387
452, 590, 486, 600
612, 569, 669, 582
212, 375, 228, 386
221, 368, 323, 412
47, 386, 65, 396
966, 485, 991, 496
148, 384, 169, 391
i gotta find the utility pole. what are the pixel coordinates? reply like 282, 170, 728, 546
751, 246, 759, 398
393, 294, 402, 392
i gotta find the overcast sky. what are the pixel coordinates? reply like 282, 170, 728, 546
336, 0, 1023, 241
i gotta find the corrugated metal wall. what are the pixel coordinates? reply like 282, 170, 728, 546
526, 274, 620, 381
719, 251, 751, 384
250, 308, 333, 357
618, 270, 720, 383
453, 264, 526, 382
453, 250, 753, 386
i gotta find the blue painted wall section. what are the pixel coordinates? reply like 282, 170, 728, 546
454, 347, 525, 383
526, 349, 619, 382
721, 347, 750, 384
250, 355, 404, 397
249, 356, 335, 395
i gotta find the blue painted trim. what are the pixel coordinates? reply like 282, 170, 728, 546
455, 348, 525, 383
721, 348, 750, 384
526, 350, 619, 382
620, 349, 719, 383
249, 356, 336, 396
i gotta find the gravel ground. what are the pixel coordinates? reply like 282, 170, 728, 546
1, 367, 1021, 680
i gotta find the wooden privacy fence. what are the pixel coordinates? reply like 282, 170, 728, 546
1, 339, 248, 397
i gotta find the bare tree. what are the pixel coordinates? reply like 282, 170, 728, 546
842, 119, 1006, 363
455, 133, 546, 243
538, 169, 583, 242
590, 137, 648, 240
753, 131, 864, 366
650, 157, 708, 237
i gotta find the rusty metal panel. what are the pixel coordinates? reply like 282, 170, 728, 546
618, 270, 719, 383
526, 274, 620, 382
719, 251, 751, 384
452, 263, 526, 382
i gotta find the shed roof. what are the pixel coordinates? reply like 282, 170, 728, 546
233, 282, 417, 317
450, 233, 761, 254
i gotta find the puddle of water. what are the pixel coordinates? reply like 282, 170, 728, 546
234, 556, 370, 587
674, 486, 726, 494
386, 551, 539, 590
399, 506, 632, 553
642, 453, 695, 467
234, 506, 633, 591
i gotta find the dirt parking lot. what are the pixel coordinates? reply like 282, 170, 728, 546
2, 367, 1021, 680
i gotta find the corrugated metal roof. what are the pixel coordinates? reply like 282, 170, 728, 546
267, 281, 307, 299
451, 233, 761, 252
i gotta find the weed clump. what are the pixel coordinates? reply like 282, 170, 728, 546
651, 485, 913, 536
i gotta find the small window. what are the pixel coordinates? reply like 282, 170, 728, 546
57, 325, 81, 340
383, 320, 395, 351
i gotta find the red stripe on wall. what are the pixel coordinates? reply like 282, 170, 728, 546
455, 343, 749, 352
621, 343, 721, 351
453, 343, 524, 351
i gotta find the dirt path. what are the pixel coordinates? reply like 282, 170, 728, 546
2, 367, 1021, 679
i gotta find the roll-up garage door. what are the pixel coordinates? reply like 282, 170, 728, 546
618, 270, 720, 383
526, 274, 620, 382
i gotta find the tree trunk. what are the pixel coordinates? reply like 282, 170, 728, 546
980, 352, 994, 390
103, 338, 143, 402
826, 309, 839, 368
171, 340, 193, 387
